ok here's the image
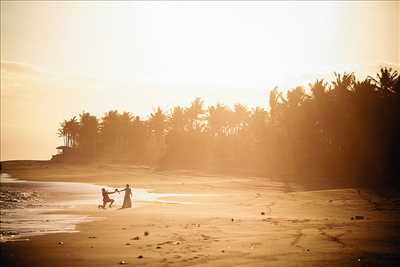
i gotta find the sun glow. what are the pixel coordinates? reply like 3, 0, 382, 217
1, 1, 399, 160
7, 3, 344, 85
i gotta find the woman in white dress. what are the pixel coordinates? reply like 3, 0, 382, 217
118, 184, 132, 209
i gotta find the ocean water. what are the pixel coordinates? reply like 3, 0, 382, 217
0, 173, 199, 242
0, 173, 100, 242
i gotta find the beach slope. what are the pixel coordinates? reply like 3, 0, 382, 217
1, 161, 400, 266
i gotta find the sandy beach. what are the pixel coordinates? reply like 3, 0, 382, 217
1, 161, 400, 267
2, 1, 400, 266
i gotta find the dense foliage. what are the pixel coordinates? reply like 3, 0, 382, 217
58, 68, 400, 187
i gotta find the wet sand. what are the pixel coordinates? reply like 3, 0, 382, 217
1, 161, 400, 266
0, 173, 211, 242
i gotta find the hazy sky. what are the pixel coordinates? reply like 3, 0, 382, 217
1, 1, 399, 160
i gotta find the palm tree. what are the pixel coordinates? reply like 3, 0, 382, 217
207, 103, 232, 137
332, 72, 355, 99
269, 87, 281, 115
53, 68, 400, 186
68, 117, 80, 148
232, 103, 250, 135
185, 97, 205, 131
149, 107, 167, 137
310, 79, 328, 101
58, 117, 79, 148
100, 110, 121, 153
119, 112, 134, 152
169, 106, 186, 132
58, 120, 68, 147
369, 67, 399, 95
127, 115, 149, 161
78, 112, 99, 155
148, 107, 168, 161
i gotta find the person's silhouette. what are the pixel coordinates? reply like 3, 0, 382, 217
118, 184, 133, 209
99, 188, 117, 209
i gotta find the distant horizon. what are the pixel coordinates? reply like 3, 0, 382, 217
2, 65, 399, 162
2, 3, 400, 266
1, 1, 399, 160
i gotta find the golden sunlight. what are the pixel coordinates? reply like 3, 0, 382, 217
1, 2, 400, 267
2, 1, 398, 160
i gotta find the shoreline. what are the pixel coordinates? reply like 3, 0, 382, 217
2, 160, 396, 195
0, 174, 103, 242
1, 161, 400, 266
0, 173, 214, 243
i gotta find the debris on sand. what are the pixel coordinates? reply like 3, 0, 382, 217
201, 234, 211, 240
58, 241, 64, 245
231, 218, 234, 222
131, 236, 140, 240
261, 212, 265, 216
88, 236, 96, 239
1, 231, 18, 237
262, 217, 273, 222
355, 215, 364, 220
144, 231, 149, 236
221, 250, 225, 253
156, 246, 161, 249
125, 243, 131, 246
119, 260, 127, 264
137, 255, 143, 259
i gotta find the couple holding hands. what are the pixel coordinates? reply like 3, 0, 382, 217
99, 184, 132, 209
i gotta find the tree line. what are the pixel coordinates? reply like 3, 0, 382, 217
57, 68, 400, 187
